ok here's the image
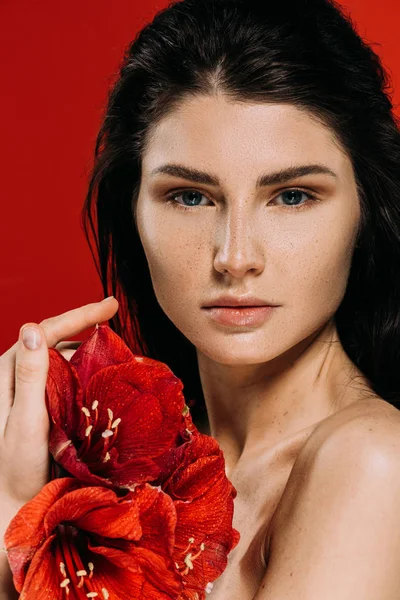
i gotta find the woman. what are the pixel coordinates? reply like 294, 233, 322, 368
2, 0, 400, 597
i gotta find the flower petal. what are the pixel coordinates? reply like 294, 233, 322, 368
158, 435, 240, 592
172, 453, 237, 541
83, 552, 182, 600
44, 486, 142, 540
74, 502, 142, 541
46, 349, 84, 438
84, 360, 185, 462
4, 479, 79, 589
19, 535, 61, 599
70, 324, 135, 389
50, 436, 110, 483
155, 432, 221, 489
87, 483, 180, 595
133, 483, 177, 557
107, 456, 161, 487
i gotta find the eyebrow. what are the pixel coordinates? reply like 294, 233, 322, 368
150, 163, 338, 187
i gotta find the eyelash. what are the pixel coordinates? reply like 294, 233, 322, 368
165, 188, 319, 212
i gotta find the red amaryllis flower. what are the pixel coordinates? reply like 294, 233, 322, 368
155, 434, 240, 599
45, 325, 192, 489
36, 323, 240, 598
4, 478, 183, 600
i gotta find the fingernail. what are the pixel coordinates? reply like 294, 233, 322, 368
101, 296, 114, 302
21, 326, 42, 350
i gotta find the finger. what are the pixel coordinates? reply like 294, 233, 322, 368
0, 297, 118, 420
7, 297, 118, 440
0, 351, 15, 427
39, 297, 119, 347
0, 297, 118, 367
1, 297, 118, 378
5, 324, 49, 443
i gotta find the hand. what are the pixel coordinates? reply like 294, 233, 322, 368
0, 297, 119, 525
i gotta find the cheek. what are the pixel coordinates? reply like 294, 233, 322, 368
136, 203, 207, 318
282, 208, 358, 334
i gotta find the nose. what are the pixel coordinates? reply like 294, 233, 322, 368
213, 203, 265, 278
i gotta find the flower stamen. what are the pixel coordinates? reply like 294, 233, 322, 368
88, 562, 94, 579
59, 561, 67, 578
91, 400, 99, 429
57, 525, 99, 598
177, 537, 206, 577
184, 553, 194, 570
76, 569, 88, 588
106, 408, 113, 430
181, 537, 195, 555
60, 578, 71, 589
101, 429, 114, 438
81, 407, 91, 419
111, 417, 121, 441
101, 429, 113, 454
190, 542, 205, 561
111, 418, 121, 429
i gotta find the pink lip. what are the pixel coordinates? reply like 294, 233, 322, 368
203, 295, 279, 308
203, 305, 277, 327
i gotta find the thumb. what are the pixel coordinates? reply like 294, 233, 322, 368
8, 323, 50, 445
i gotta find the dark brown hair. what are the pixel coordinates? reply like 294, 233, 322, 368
82, 0, 400, 424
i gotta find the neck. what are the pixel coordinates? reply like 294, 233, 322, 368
196, 319, 370, 472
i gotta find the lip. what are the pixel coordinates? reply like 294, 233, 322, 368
203, 305, 277, 327
202, 295, 279, 308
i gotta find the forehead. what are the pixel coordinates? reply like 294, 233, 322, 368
141, 94, 350, 179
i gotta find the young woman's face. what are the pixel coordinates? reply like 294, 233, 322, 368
135, 95, 361, 365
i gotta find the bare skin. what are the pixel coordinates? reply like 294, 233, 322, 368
134, 94, 400, 598
135, 94, 363, 465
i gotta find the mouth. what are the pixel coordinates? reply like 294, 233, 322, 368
205, 304, 272, 308
202, 298, 279, 308
202, 305, 277, 327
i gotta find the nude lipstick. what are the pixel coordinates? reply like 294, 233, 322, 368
202, 295, 279, 327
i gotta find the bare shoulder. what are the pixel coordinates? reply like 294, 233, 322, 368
257, 396, 400, 599
277, 395, 400, 516
306, 394, 400, 466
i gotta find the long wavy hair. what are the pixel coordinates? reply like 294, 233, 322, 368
82, 0, 400, 425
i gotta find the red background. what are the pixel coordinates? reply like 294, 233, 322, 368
0, 0, 399, 352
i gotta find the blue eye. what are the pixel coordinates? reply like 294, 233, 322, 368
169, 190, 207, 207
276, 189, 314, 207
166, 188, 318, 211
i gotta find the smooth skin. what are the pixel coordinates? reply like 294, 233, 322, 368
135, 93, 400, 598
0, 297, 119, 598
254, 404, 400, 600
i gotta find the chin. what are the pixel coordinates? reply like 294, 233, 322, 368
194, 336, 277, 366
